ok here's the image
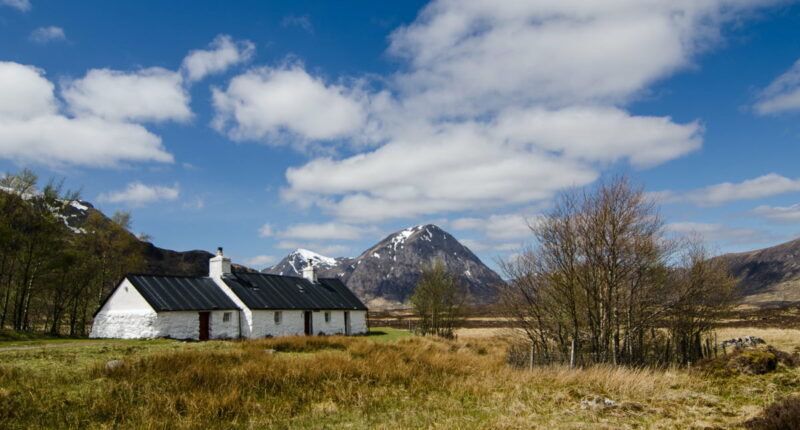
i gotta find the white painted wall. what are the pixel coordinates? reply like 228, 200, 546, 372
251, 310, 305, 337
91, 276, 368, 340
91, 278, 241, 340
90, 279, 158, 339
210, 310, 240, 339
210, 277, 254, 337
152, 311, 236, 340
154, 311, 199, 340
246, 309, 369, 337
350, 311, 368, 335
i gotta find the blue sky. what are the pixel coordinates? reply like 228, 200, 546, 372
2, 0, 800, 271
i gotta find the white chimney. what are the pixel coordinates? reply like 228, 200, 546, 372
209, 247, 232, 278
302, 258, 318, 283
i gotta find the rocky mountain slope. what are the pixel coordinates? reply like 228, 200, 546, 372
54, 195, 254, 277
265, 224, 503, 307
716, 236, 800, 306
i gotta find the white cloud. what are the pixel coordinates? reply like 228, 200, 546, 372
181, 34, 255, 82
494, 106, 702, 167
452, 213, 533, 240
458, 238, 489, 252
275, 0, 781, 222
276, 241, 350, 257
0, 62, 57, 120
279, 222, 371, 240
754, 58, 800, 115
281, 15, 314, 34
0, 0, 30, 12
752, 204, 800, 223
258, 223, 274, 238
459, 238, 520, 253
243, 255, 276, 268
661, 173, 800, 207
387, 0, 777, 118
665, 222, 765, 245
0, 62, 173, 167
98, 182, 179, 207
29, 26, 65, 44
285, 121, 598, 222
183, 197, 205, 210
62, 67, 191, 123
212, 65, 366, 142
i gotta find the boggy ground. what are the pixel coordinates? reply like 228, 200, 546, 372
1, 327, 799, 429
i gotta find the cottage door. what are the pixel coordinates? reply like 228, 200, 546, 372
344, 311, 351, 336
199, 312, 210, 341
304, 311, 313, 335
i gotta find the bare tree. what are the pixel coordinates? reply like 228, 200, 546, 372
411, 259, 466, 339
663, 240, 736, 365
500, 176, 732, 367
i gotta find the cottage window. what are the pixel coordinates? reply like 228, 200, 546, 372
274, 311, 282, 325
324, 312, 331, 323
222, 312, 231, 322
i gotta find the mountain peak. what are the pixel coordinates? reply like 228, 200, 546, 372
291, 248, 337, 266
265, 223, 501, 307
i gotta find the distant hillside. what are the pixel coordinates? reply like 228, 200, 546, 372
716, 237, 800, 306
58, 196, 254, 277
265, 224, 503, 308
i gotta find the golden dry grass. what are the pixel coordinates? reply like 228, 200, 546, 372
0, 329, 798, 429
715, 327, 800, 351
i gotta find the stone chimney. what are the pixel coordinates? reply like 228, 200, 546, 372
302, 258, 318, 283
209, 247, 232, 278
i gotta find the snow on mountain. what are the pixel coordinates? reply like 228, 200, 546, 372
295, 248, 337, 267
266, 248, 348, 277
263, 224, 503, 308
0, 186, 93, 233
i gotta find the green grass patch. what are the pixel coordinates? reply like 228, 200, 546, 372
365, 326, 413, 342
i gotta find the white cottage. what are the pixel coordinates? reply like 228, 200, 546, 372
90, 248, 368, 340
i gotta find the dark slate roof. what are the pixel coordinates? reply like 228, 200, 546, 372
126, 275, 240, 312
221, 272, 368, 311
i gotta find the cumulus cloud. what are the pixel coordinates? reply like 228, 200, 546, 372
494, 107, 702, 167
0, 62, 173, 167
278, 222, 372, 240
29, 26, 65, 44
659, 173, 800, 207
754, 59, 800, 115
62, 67, 191, 123
181, 34, 255, 82
243, 255, 276, 268
272, 0, 782, 222
212, 65, 367, 142
98, 182, 179, 207
258, 223, 274, 238
752, 204, 800, 223
0, 62, 57, 120
281, 14, 313, 34
665, 222, 765, 245
285, 122, 598, 222
451, 214, 533, 240
0, 0, 30, 12
387, 0, 777, 118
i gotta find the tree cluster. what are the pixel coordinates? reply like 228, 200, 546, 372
410, 259, 466, 339
0, 169, 145, 336
500, 177, 736, 367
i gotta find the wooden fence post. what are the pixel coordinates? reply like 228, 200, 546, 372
529, 342, 535, 371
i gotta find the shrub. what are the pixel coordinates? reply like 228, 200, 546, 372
730, 349, 778, 375
745, 396, 800, 430
697, 346, 799, 377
